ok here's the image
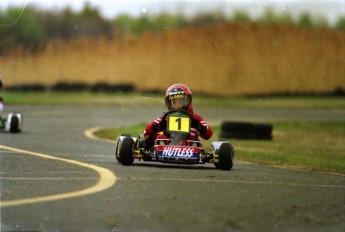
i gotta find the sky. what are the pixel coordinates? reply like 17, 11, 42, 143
0, 0, 344, 24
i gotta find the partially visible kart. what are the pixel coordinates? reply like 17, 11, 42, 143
115, 109, 234, 170
0, 112, 23, 133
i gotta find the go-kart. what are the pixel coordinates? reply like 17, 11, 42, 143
0, 112, 23, 133
115, 109, 234, 170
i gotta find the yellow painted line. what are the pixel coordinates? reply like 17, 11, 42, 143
0, 145, 116, 208
84, 127, 116, 144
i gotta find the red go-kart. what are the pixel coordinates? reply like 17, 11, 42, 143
115, 109, 234, 170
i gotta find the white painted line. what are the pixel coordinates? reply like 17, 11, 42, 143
0, 145, 116, 208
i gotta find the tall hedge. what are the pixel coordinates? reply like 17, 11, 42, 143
0, 3, 343, 54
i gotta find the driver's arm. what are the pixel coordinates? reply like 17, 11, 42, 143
144, 116, 165, 137
192, 115, 213, 140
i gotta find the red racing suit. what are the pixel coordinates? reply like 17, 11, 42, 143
144, 113, 213, 148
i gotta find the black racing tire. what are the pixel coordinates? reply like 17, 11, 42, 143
221, 121, 255, 134
118, 137, 135, 166
220, 121, 273, 140
218, 131, 256, 140
115, 134, 133, 163
115, 137, 122, 163
255, 123, 273, 140
217, 142, 234, 171
10, 115, 20, 133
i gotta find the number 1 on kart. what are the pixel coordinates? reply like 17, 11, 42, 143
167, 116, 190, 133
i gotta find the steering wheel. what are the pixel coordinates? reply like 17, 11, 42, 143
160, 109, 194, 135
161, 109, 193, 122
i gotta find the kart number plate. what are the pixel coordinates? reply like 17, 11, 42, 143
167, 116, 190, 133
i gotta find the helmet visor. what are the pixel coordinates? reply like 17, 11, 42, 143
165, 94, 190, 110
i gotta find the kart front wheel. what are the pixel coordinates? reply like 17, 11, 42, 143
118, 137, 135, 166
217, 143, 234, 170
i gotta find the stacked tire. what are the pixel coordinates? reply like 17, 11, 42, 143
219, 121, 273, 140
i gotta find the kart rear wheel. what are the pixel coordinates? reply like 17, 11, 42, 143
217, 143, 234, 170
118, 137, 135, 166
10, 115, 20, 133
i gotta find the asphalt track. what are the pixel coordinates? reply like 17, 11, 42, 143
0, 105, 344, 232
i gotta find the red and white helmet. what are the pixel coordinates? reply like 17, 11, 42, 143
165, 83, 193, 113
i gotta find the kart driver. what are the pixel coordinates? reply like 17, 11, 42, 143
144, 83, 213, 149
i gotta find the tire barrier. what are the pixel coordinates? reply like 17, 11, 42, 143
50, 82, 90, 92
4, 82, 136, 93
51, 82, 136, 92
5, 84, 47, 92
219, 121, 273, 140
90, 82, 135, 93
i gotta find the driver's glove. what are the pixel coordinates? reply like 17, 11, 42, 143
159, 119, 167, 130
192, 118, 207, 133
152, 119, 166, 132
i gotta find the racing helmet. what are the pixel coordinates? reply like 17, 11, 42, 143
165, 83, 193, 112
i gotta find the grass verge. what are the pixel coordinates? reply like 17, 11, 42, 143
94, 121, 345, 174
2, 91, 345, 109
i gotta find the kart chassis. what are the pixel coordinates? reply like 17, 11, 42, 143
115, 110, 234, 170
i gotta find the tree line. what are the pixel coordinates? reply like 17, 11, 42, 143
0, 2, 344, 54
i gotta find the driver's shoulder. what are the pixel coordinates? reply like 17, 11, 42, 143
192, 114, 204, 121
